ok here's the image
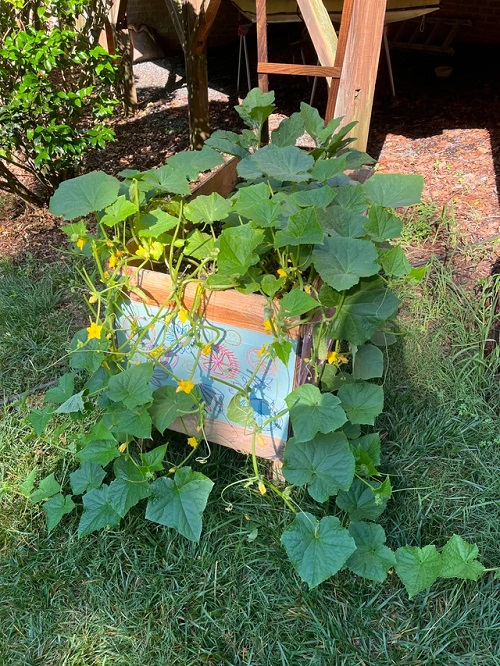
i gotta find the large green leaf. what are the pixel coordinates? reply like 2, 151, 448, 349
185, 192, 232, 225
138, 208, 179, 238
379, 245, 411, 277
281, 513, 356, 589
279, 289, 319, 317
249, 145, 314, 183
217, 225, 264, 276
351, 432, 381, 468
108, 458, 150, 517
167, 146, 224, 179
100, 195, 138, 226
145, 467, 214, 541
235, 88, 276, 129
205, 130, 252, 159
363, 205, 403, 241
183, 230, 215, 260
49, 171, 121, 220
312, 236, 379, 291
347, 522, 396, 582
318, 206, 367, 238
352, 344, 384, 380
395, 545, 442, 598
336, 478, 389, 521
275, 208, 324, 248
27, 406, 52, 436
322, 278, 400, 345
78, 484, 122, 537
43, 494, 76, 533
363, 173, 423, 208
54, 391, 85, 414
232, 183, 281, 228
346, 522, 396, 582
227, 393, 255, 428
272, 112, 305, 147
29, 473, 61, 503
332, 185, 368, 215
338, 382, 384, 425
141, 165, 191, 195
69, 329, 109, 374
285, 384, 347, 442
290, 185, 336, 209
70, 462, 106, 495
139, 444, 168, 475
311, 155, 347, 182
44, 372, 75, 405
106, 405, 153, 440
107, 363, 154, 410
283, 432, 355, 502
77, 421, 120, 466
440, 534, 485, 580
149, 385, 198, 435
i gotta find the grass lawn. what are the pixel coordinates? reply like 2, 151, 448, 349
0, 254, 499, 665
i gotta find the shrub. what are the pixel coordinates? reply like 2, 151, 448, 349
0, 0, 119, 206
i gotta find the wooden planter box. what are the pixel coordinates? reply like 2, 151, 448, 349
116, 159, 301, 461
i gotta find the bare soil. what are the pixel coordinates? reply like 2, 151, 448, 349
1, 41, 499, 284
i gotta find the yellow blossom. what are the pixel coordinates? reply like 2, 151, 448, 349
304, 285, 312, 294
257, 344, 268, 357
263, 318, 274, 335
256, 433, 265, 447
258, 480, 267, 495
338, 354, 349, 364
86, 321, 103, 340
108, 253, 118, 269
168, 467, 176, 474
118, 443, 127, 453
201, 343, 212, 356
76, 238, 87, 250
327, 350, 338, 365
187, 436, 199, 449
135, 245, 148, 258
103, 271, 110, 279
88, 294, 98, 304
277, 268, 287, 278
177, 379, 195, 394
178, 309, 188, 324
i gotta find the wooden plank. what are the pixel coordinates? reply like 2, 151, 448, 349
168, 412, 284, 460
122, 266, 298, 339
256, 0, 269, 92
296, 0, 337, 85
258, 63, 341, 78
192, 0, 222, 54
190, 158, 240, 199
325, 0, 355, 122
332, 0, 386, 151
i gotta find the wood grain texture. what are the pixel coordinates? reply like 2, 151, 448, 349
190, 158, 240, 199
296, 0, 337, 85
256, 0, 269, 92
333, 0, 386, 151
258, 63, 341, 78
325, 0, 355, 122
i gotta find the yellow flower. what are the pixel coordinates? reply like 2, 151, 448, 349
177, 379, 195, 394
178, 309, 188, 324
169, 467, 176, 474
108, 253, 118, 269
201, 343, 212, 356
304, 285, 312, 294
88, 294, 98, 304
86, 321, 103, 340
338, 354, 349, 364
257, 344, 268, 357
327, 350, 338, 365
258, 480, 267, 495
277, 268, 287, 278
263, 318, 274, 335
118, 443, 127, 453
187, 436, 199, 449
256, 433, 265, 447
103, 271, 110, 279
76, 238, 87, 250
135, 245, 148, 258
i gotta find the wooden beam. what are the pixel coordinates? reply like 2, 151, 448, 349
325, 0, 355, 122
191, 0, 222, 54
332, 0, 386, 151
258, 63, 341, 78
256, 0, 269, 93
296, 0, 337, 85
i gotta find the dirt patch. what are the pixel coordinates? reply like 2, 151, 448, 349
1, 43, 499, 283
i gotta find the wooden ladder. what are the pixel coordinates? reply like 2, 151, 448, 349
256, 0, 354, 123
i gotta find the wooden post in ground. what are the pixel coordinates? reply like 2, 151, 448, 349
331, 0, 386, 151
163, 0, 222, 150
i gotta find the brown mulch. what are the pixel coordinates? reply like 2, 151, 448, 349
1, 42, 499, 284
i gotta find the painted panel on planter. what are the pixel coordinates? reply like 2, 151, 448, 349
116, 299, 297, 458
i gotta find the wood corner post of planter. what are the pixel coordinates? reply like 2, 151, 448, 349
163, 0, 222, 151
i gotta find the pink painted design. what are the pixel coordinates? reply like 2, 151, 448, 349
200, 345, 240, 380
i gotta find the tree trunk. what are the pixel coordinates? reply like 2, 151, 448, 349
184, 47, 210, 150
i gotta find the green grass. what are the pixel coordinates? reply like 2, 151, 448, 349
0, 257, 85, 397
1, 258, 499, 665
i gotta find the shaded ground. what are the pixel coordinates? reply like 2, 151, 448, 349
1, 40, 499, 282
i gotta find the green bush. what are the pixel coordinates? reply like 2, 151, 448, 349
0, 0, 119, 206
